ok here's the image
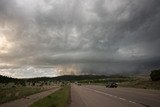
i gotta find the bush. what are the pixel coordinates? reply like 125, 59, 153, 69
20, 81, 26, 86
150, 69, 160, 81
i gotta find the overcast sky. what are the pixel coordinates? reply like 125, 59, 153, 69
0, 0, 160, 78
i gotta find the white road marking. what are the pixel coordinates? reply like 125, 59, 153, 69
129, 101, 137, 104
119, 97, 126, 101
84, 87, 143, 106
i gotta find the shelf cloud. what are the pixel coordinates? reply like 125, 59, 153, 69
0, 0, 160, 77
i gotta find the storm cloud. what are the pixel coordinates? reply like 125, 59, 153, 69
0, 0, 160, 78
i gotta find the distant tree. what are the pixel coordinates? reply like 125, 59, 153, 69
150, 69, 160, 81
45, 82, 48, 85
15, 81, 19, 85
12, 85, 16, 88
20, 81, 26, 86
39, 83, 43, 86
0, 75, 19, 83
32, 82, 35, 86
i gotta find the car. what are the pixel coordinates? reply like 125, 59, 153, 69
105, 82, 118, 88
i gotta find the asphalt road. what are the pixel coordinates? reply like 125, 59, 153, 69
70, 84, 160, 107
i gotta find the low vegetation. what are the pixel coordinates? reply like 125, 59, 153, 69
0, 87, 46, 104
119, 75, 160, 90
119, 80, 160, 90
119, 69, 160, 90
79, 77, 131, 84
150, 69, 160, 81
30, 86, 70, 107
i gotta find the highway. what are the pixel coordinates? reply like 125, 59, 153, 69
70, 84, 160, 107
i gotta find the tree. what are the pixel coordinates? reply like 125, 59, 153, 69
150, 69, 160, 81
20, 81, 26, 86
32, 82, 35, 86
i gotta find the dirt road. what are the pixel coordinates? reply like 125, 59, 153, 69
0, 87, 60, 107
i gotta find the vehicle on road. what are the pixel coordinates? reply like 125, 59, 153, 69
105, 82, 118, 88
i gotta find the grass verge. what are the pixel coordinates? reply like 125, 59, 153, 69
119, 80, 160, 90
0, 87, 46, 104
30, 85, 70, 107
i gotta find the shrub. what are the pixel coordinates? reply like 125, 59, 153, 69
150, 69, 160, 81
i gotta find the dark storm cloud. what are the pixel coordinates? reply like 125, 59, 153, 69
0, 0, 160, 77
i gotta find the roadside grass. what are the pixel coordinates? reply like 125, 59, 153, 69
119, 80, 160, 90
118, 75, 160, 90
0, 86, 46, 104
30, 85, 70, 107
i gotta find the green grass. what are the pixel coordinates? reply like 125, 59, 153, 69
30, 85, 70, 107
118, 75, 160, 90
0, 86, 46, 104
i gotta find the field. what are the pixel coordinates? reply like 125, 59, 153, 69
119, 77, 160, 90
30, 85, 70, 107
0, 86, 47, 104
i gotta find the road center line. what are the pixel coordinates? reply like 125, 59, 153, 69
84, 87, 144, 107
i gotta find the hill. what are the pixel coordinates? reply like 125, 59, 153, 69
0, 74, 127, 83
0, 75, 19, 83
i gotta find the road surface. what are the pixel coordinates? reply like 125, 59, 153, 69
70, 84, 160, 107
0, 87, 60, 107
